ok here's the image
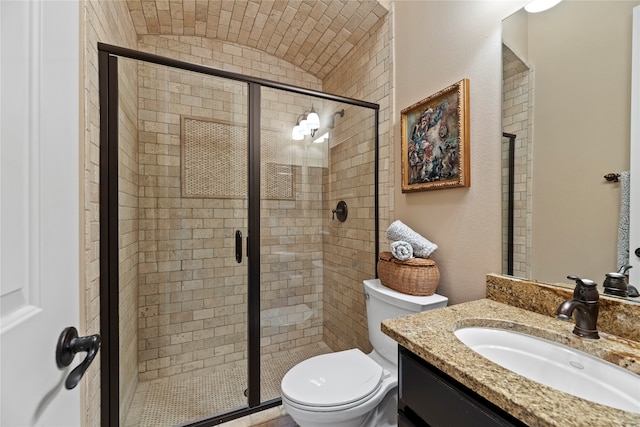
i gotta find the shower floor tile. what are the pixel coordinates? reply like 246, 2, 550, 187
125, 341, 330, 427
219, 406, 298, 427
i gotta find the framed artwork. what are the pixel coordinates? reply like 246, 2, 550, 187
401, 79, 470, 192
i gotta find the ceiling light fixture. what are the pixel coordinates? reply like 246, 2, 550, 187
292, 105, 321, 140
524, 0, 562, 13
306, 106, 320, 131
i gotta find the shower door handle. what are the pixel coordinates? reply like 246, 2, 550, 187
235, 230, 242, 263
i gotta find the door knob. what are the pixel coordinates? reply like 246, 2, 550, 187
635, 247, 640, 258
56, 327, 101, 390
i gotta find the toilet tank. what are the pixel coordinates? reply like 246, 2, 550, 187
364, 279, 447, 366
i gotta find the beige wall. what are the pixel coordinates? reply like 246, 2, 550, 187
528, 1, 636, 283
392, 1, 526, 305
502, 7, 529, 62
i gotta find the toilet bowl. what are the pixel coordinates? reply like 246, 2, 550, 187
281, 279, 448, 427
281, 348, 397, 427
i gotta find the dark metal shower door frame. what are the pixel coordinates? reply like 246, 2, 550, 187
98, 43, 380, 427
503, 132, 516, 276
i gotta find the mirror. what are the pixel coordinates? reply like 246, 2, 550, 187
501, 1, 639, 300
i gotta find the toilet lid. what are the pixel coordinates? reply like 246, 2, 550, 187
281, 349, 383, 408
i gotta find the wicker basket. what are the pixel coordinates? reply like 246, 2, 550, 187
377, 251, 440, 296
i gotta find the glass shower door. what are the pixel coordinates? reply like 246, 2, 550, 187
257, 89, 333, 403
116, 57, 251, 427
257, 87, 378, 403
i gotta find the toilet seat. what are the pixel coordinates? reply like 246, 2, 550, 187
281, 349, 384, 410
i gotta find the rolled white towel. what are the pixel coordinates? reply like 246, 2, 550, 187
390, 241, 414, 261
386, 220, 438, 258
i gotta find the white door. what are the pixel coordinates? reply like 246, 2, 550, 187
1, 1, 83, 426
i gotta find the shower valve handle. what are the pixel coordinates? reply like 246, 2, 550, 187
332, 201, 348, 222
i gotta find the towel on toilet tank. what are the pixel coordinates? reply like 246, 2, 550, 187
386, 220, 438, 258
390, 240, 413, 261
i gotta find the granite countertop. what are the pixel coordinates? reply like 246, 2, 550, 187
382, 299, 640, 427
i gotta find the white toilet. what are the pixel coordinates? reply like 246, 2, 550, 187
281, 278, 448, 427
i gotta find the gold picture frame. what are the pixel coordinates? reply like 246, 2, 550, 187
401, 79, 470, 192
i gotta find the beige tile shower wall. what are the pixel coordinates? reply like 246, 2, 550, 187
259, 166, 325, 357
502, 45, 532, 279
322, 139, 376, 353
82, 1, 138, 426
321, 16, 393, 352
134, 39, 325, 380
136, 62, 249, 381
137, 34, 322, 89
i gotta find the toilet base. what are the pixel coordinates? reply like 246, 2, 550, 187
359, 386, 397, 427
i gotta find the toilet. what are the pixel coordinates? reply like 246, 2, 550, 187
281, 278, 448, 427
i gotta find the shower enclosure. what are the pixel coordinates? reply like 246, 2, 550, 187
98, 44, 379, 427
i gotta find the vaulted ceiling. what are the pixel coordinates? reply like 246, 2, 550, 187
126, 0, 389, 79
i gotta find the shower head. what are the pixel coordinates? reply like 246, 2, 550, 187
327, 109, 345, 129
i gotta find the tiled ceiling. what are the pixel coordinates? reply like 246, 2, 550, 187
126, 0, 388, 79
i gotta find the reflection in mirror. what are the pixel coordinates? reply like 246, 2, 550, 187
501, 1, 639, 301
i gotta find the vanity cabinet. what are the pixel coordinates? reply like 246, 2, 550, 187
398, 346, 526, 427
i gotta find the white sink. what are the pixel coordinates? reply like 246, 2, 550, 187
454, 327, 640, 414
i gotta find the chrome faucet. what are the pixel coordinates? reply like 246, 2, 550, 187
556, 275, 600, 339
